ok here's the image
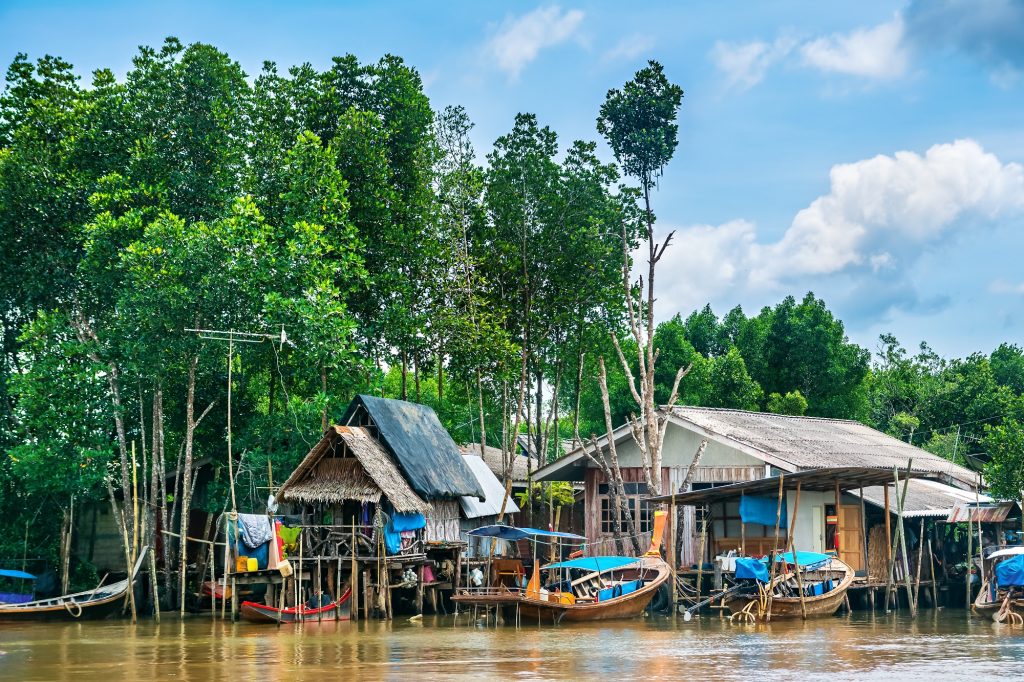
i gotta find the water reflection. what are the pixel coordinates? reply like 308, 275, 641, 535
2, 610, 1023, 681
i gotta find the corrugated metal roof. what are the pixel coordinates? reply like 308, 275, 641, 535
855, 479, 991, 518
459, 455, 520, 519
342, 395, 485, 501
946, 501, 1017, 523
460, 443, 530, 483
671, 407, 977, 486
647, 467, 918, 505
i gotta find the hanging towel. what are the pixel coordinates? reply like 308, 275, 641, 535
237, 513, 274, 549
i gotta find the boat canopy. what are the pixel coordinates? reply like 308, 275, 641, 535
466, 525, 586, 541
0, 569, 35, 580
544, 556, 639, 572
988, 546, 1024, 560
995, 554, 1024, 588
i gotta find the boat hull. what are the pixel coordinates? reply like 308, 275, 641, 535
973, 587, 1024, 622
240, 588, 352, 624
726, 557, 853, 620
0, 547, 148, 622
453, 556, 671, 623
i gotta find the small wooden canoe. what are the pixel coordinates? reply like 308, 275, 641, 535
240, 587, 352, 624
726, 556, 854, 620
974, 584, 1024, 623
0, 547, 148, 622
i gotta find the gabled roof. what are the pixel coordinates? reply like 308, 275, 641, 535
460, 443, 530, 484
342, 395, 485, 501
277, 426, 427, 513
671, 407, 976, 487
459, 455, 520, 519
535, 406, 977, 488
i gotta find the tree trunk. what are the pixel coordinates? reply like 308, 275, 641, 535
178, 356, 198, 615
321, 364, 328, 432
400, 351, 408, 401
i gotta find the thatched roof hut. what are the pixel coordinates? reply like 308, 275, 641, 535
342, 395, 485, 501
277, 425, 427, 514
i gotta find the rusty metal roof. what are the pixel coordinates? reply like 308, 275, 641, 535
946, 501, 1017, 523
671, 407, 977, 487
855, 479, 991, 518
647, 467, 921, 505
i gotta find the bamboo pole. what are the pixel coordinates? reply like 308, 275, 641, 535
913, 517, 925, 613
208, 544, 215, 621
132, 442, 139, 563
859, 485, 869, 579
884, 464, 912, 610
297, 532, 304, 622
834, 480, 841, 556
669, 492, 677, 617
965, 509, 973, 612
927, 539, 937, 609
695, 514, 708, 600
884, 484, 892, 569
740, 490, 746, 556
766, 474, 785, 622
787, 481, 807, 620
351, 520, 358, 623
221, 515, 229, 620
895, 468, 914, 617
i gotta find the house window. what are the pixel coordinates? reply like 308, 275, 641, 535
597, 483, 655, 535
709, 500, 786, 539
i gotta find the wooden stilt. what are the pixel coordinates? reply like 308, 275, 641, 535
766, 473, 785, 622
786, 481, 808, 620
351, 521, 358, 622
965, 507, 973, 612
927, 539, 937, 608
913, 517, 925, 613
740, 490, 746, 556
416, 564, 425, 615
669, 493, 677, 616
859, 485, 869, 580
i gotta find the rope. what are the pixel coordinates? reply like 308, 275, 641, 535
63, 598, 82, 618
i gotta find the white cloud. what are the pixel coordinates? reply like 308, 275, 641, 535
800, 15, 908, 79
603, 34, 655, 63
991, 279, 1024, 294
486, 6, 585, 79
710, 36, 796, 90
654, 140, 1024, 314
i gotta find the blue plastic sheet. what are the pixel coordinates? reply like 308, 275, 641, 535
735, 557, 770, 582
391, 512, 426, 532
766, 551, 831, 569
545, 556, 638, 572
996, 554, 1024, 587
739, 495, 787, 528
466, 525, 586, 541
0, 569, 35, 580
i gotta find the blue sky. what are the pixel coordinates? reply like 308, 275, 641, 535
3, 0, 1024, 358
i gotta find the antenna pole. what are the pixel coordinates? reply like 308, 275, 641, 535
227, 332, 236, 513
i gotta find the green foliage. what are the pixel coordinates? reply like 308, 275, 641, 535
982, 417, 1024, 501
766, 390, 808, 416
597, 60, 684, 192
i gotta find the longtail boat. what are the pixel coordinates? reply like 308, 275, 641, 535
974, 546, 1024, 624
725, 552, 853, 621
0, 547, 148, 621
240, 587, 352, 624
452, 511, 672, 624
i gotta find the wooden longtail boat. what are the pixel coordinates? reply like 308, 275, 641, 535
974, 547, 1024, 624
452, 512, 672, 624
726, 554, 854, 620
0, 547, 148, 622
240, 587, 352, 624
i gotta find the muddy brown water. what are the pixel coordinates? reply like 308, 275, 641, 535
1, 610, 1023, 680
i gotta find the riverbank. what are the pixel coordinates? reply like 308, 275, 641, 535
1, 610, 1022, 681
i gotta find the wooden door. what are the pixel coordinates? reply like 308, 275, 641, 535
838, 505, 864, 572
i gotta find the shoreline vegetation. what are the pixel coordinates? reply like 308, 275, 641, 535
1, 39, 1022, 610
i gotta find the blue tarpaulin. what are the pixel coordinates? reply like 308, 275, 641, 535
996, 555, 1024, 587
735, 557, 770, 582
545, 556, 639, 572
466, 525, 586, 541
765, 551, 831, 570
739, 495, 787, 528
392, 512, 426, 532
0, 569, 36, 580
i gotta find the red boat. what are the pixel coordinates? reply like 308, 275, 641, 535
240, 587, 352, 624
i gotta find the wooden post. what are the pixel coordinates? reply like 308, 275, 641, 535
208, 544, 215, 621
362, 568, 370, 621
859, 485, 869, 580
766, 473, 785, 622
695, 514, 708, 599
975, 473, 984, 602
787, 481, 807, 620
965, 509, 973, 612
150, 543, 161, 623
884, 484, 892, 570
316, 557, 323, 622
453, 548, 463, 615
740, 490, 746, 556
351, 521, 358, 622
884, 464, 912, 610
927, 538, 937, 608
913, 517, 925, 613
834, 480, 841, 557
669, 493, 677, 616
221, 515, 229, 619
416, 563, 425, 615
895, 471, 914, 617
296, 532, 304, 622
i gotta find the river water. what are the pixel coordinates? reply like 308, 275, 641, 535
1, 610, 1023, 681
